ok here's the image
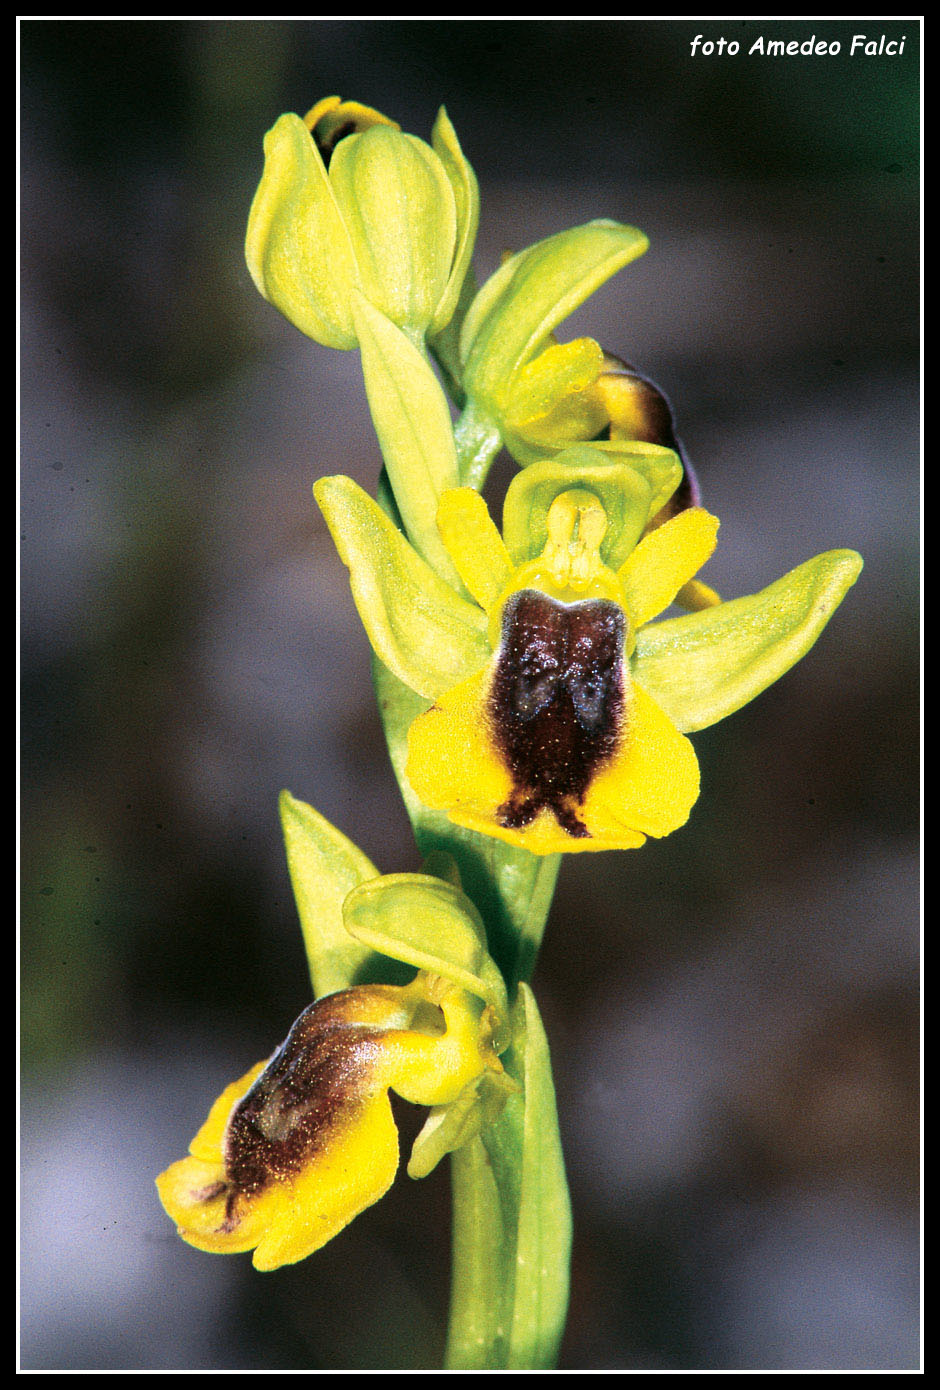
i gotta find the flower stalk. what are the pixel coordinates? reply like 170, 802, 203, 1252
156, 93, 863, 1371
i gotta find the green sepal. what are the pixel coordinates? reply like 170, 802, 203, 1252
245, 112, 360, 349
429, 106, 480, 336
502, 446, 654, 571
329, 125, 457, 336
547, 437, 684, 527
342, 873, 509, 1035
460, 220, 649, 409
278, 789, 381, 997
315, 474, 489, 701
407, 1067, 518, 1179
349, 293, 462, 583
446, 983, 571, 1370
633, 548, 864, 732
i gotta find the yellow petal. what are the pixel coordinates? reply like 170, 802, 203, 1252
188, 1061, 268, 1161
674, 577, 721, 611
250, 1092, 400, 1270
405, 640, 699, 855
619, 507, 719, 626
436, 488, 512, 614
156, 980, 505, 1270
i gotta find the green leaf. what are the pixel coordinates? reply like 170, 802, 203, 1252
349, 292, 462, 583
632, 548, 864, 732
278, 790, 380, 997
504, 984, 572, 1369
501, 447, 653, 571
461, 220, 649, 407
342, 873, 509, 1030
445, 984, 571, 1370
315, 474, 489, 700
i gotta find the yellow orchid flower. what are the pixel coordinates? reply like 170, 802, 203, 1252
315, 446, 863, 857
157, 874, 511, 1270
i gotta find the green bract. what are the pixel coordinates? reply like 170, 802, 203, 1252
458, 221, 649, 465
279, 789, 381, 995
246, 104, 478, 349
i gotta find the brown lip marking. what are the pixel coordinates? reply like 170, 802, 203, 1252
489, 591, 626, 838
311, 119, 357, 168
217, 992, 385, 1224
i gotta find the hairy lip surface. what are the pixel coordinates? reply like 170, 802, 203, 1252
222, 994, 382, 1212
489, 590, 625, 837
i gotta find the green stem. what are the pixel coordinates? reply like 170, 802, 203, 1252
371, 652, 570, 1368
370, 470, 570, 1370
446, 984, 572, 1369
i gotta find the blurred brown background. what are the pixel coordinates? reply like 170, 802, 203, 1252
20, 19, 919, 1370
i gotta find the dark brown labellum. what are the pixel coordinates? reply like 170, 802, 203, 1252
220, 993, 382, 1215
489, 591, 626, 838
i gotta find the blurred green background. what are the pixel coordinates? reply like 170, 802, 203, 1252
21, 19, 919, 1370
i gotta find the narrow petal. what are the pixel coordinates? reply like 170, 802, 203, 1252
436, 488, 513, 613
632, 549, 863, 732
618, 507, 720, 627
674, 577, 721, 611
